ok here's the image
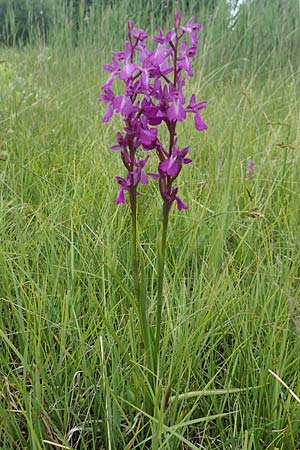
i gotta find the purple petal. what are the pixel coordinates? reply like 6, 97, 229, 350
115, 176, 125, 185
140, 127, 158, 146
177, 146, 190, 157
103, 103, 114, 122
153, 29, 164, 44
178, 56, 193, 77
119, 62, 137, 81
174, 11, 182, 29
136, 156, 150, 169
101, 72, 116, 89
187, 94, 196, 109
151, 44, 170, 66
176, 196, 188, 210
114, 96, 139, 116
167, 99, 186, 122
159, 156, 180, 178
194, 112, 208, 131
115, 188, 126, 204
140, 170, 148, 184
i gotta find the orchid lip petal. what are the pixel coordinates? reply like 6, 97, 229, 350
115, 188, 126, 204
194, 112, 208, 131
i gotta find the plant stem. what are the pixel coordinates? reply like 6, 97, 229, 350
154, 199, 169, 375
129, 187, 140, 299
130, 187, 154, 414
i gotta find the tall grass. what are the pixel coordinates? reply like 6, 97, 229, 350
1, 1, 300, 449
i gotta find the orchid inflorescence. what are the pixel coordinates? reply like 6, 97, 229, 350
100, 11, 207, 211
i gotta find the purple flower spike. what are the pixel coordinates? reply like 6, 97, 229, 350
100, 11, 207, 208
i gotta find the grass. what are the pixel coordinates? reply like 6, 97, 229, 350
1, 1, 300, 449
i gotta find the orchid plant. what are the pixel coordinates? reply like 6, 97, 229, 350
100, 12, 207, 416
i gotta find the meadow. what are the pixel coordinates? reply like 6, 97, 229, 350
1, 1, 300, 449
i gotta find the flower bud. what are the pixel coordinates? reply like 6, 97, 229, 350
128, 20, 134, 38
174, 11, 182, 29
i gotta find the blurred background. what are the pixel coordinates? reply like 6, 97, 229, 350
0, 0, 299, 74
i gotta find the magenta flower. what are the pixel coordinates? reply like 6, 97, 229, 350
163, 187, 188, 211
158, 146, 192, 178
113, 95, 139, 117
102, 58, 120, 89
179, 17, 201, 46
139, 124, 158, 149
134, 156, 149, 185
128, 20, 148, 41
178, 41, 193, 77
167, 98, 186, 122
153, 29, 173, 45
174, 11, 182, 29
186, 94, 208, 131
99, 88, 115, 122
115, 175, 132, 204
100, 13, 207, 209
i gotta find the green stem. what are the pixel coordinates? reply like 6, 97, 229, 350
130, 187, 140, 299
154, 200, 169, 374
130, 188, 154, 414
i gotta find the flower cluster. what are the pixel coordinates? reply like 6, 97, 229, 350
100, 12, 207, 210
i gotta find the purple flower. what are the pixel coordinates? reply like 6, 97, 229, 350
167, 98, 186, 122
102, 58, 120, 89
133, 156, 149, 185
154, 29, 173, 44
178, 41, 193, 77
128, 20, 148, 41
100, 11, 207, 209
159, 146, 192, 178
119, 62, 137, 81
110, 131, 126, 151
114, 95, 139, 117
99, 88, 115, 122
186, 94, 207, 131
179, 18, 201, 46
140, 125, 158, 149
174, 11, 182, 30
115, 175, 132, 204
164, 187, 188, 211
150, 44, 171, 66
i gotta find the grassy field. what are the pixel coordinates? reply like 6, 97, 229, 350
1, 1, 300, 449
